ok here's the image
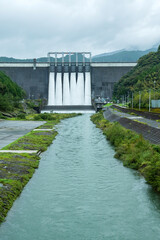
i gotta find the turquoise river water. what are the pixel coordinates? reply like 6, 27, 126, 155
0, 114, 160, 240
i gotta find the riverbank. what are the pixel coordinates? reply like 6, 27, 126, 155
103, 107, 160, 144
91, 111, 160, 193
0, 113, 80, 223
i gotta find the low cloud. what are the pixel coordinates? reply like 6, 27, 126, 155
0, 0, 160, 58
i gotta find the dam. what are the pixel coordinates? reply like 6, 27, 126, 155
47, 52, 91, 107
0, 52, 137, 110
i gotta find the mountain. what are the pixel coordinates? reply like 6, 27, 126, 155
0, 53, 90, 63
0, 47, 158, 63
92, 49, 125, 59
92, 48, 157, 62
113, 45, 160, 102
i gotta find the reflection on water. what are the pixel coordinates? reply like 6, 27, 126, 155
0, 114, 160, 240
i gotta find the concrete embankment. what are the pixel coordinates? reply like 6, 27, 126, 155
103, 107, 160, 145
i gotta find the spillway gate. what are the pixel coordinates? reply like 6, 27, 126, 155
47, 52, 92, 106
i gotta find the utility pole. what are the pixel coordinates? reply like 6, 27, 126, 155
149, 89, 151, 112
154, 80, 156, 100
139, 91, 141, 110
132, 92, 133, 109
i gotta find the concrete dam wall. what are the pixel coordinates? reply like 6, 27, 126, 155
91, 63, 135, 99
0, 61, 136, 102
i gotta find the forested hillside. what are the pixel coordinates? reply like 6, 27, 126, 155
0, 71, 25, 111
113, 46, 160, 107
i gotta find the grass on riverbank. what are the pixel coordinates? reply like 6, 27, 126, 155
103, 103, 113, 107
2, 113, 81, 152
91, 111, 160, 193
0, 153, 40, 223
0, 113, 80, 223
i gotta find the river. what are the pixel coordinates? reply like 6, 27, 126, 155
0, 114, 160, 240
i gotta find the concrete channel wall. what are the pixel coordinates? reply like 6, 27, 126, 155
103, 108, 160, 145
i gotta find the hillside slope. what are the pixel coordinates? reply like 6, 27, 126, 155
113, 46, 160, 100
0, 71, 25, 112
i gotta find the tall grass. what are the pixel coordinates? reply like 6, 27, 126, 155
91, 111, 160, 192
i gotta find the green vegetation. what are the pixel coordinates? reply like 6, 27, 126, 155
103, 103, 113, 107
0, 153, 40, 223
0, 112, 80, 223
3, 113, 80, 152
2, 130, 58, 152
33, 112, 80, 121
0, 71, 25, 112
91, 111, 160, 192
113, 46, 160, 108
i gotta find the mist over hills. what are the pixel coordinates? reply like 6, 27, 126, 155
0, 47, 158, 63
92, 48, 157, 62
0, 53, 90, 63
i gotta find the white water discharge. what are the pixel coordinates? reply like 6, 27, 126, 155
70, 72, 77, 105
55, 73, 62, 105
48, 72, 55, 105
48, 71, 91, 106
76, 73, 84, 105
85, 72, 91, 105
63, 73, 70, 105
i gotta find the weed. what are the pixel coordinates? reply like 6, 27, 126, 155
91, 111, 160, 192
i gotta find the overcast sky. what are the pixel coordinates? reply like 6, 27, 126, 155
0, 0, 160, 58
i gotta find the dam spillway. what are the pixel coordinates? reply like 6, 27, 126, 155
47, 52, 91, 108
48, 71, 91, 106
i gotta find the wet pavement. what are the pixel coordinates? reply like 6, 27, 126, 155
0, 120, 45, 149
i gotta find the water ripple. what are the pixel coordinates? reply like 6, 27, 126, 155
1, 114, 160, 240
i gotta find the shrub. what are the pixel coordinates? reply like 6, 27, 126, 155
34, 115, 42, 121
91, 111, 160, 192
17, 113, 26, 119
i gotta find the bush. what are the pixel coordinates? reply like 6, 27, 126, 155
0, 113, 7, 119
0, 71, 26, 112
91, 111, 160, 192
34, 115, 42, 121
17, 113, 26, 119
